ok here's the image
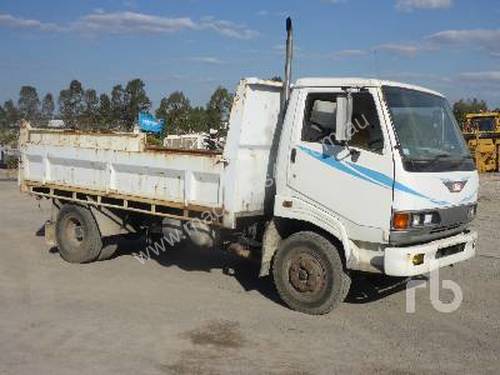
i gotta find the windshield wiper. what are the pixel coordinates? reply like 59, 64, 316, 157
407, 153, 472, 168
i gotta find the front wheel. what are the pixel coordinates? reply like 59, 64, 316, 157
272, 232, 351, 315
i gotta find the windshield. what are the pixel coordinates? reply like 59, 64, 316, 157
383, 86, 474, 172
472, 117, 496, 132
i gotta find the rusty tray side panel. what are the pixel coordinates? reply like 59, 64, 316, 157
19, 123, 225, 213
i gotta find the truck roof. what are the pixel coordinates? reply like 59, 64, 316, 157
294, 77, 444, 97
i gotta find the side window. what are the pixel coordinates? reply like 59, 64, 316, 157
302, 91, 384, 154
302, 93, 337, 143
351, 93, 384, 153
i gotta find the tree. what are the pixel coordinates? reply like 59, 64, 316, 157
3, 100, 19, 128
98, 94, 112, 129
206, 86, 233, 134
124, 79, 151, 131
0, 105, 5, 129
18, 86, 40, 123
188, 107, 209, 133
111, 85, 126, 130
41, 93, 55, 121
82, 89, 99, 129
453, 98, 488, 128
156, 91, 192, 135
58, 80, 85, 128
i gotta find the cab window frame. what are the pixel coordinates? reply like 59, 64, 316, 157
301, 90, 385, 155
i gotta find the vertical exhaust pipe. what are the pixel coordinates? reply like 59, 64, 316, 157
281, 17, 293, 115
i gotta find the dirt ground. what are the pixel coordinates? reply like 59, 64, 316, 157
0, 172, 499, 375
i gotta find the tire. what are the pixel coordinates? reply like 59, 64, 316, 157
272, 231, 351, 315
56, 204, 103, 264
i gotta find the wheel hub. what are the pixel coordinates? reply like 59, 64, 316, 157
289, 254, 325, 294
65, 217, 84, 246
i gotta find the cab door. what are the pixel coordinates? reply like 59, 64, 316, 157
287, 88, 394, 239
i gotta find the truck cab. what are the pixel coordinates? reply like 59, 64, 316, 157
261, 77, 478, 313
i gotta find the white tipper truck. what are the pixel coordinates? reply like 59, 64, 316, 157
18, 19, 478, 315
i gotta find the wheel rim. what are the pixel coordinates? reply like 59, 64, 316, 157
288, 252, 326, 295
64, 216, 85, 247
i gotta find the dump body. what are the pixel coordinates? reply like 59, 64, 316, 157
18, 79, 282, 228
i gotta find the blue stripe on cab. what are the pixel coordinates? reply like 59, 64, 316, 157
297, 146, 449, 206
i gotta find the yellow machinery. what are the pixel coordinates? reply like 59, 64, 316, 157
463, 112, 500, 173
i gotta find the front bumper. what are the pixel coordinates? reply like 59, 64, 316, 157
384, 230, 477, 277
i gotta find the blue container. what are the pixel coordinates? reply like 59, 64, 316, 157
138, 112, 164, 134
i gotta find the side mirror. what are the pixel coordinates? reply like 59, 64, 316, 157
336, 94, 353, 143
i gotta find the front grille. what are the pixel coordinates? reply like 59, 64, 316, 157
436, 243, 466, 259
430, 223, 462, 234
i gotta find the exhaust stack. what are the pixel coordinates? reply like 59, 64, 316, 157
281, 17, 293, 115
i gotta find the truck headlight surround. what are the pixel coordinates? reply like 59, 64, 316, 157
392, 211, 441, 231
467, 205, 477, 220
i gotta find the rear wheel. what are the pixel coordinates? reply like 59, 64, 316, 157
272, 231, 351, 315
56, 204, 103, 264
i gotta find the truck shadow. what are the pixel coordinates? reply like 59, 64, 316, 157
43, 230, 422, 310
116, 240, 419, 308
137, 243, 286, 308
345, 272, 426, 304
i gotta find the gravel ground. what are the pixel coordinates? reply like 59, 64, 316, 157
0, 172, 499, 375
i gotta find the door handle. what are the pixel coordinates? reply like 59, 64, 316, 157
290, 148, 297, 163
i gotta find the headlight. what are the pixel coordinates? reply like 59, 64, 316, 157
392, 211, 441, 231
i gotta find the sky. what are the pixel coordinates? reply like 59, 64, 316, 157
1, 0, 500, 109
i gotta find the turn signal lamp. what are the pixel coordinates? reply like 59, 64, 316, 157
393, 213, 410, 230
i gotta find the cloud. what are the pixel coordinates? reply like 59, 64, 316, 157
189, 57, 225, 65
396, 0, 453, 11
332, 49, 367, 59
373, 43, 428, 57
0, 13, 63, 32
0, 11, 258, 40
198, 16, 258, 39
256, 10, 290, 17
426, 29, 500, 53
459, 71, 500, 83
75, 11, 196, 34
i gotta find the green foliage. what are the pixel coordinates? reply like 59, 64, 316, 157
0, 129, 18, 147
82, 89, 99, 130
206, 86, 233, 135
189, 106, 209, 133
156, 91, 192, 135
58, 80, 85, 129
5, 81, 234, 137
453, 98, 488, 128
0, 104, 5, 129
3, 100, 19, 127
124, 79, 151, 131
41, 93, 55, 122
5, 154, 18, 170
146, 134, 163, 147
111, 84, 126, 130
98, 94, 112, 129
18, 86, 40, 123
